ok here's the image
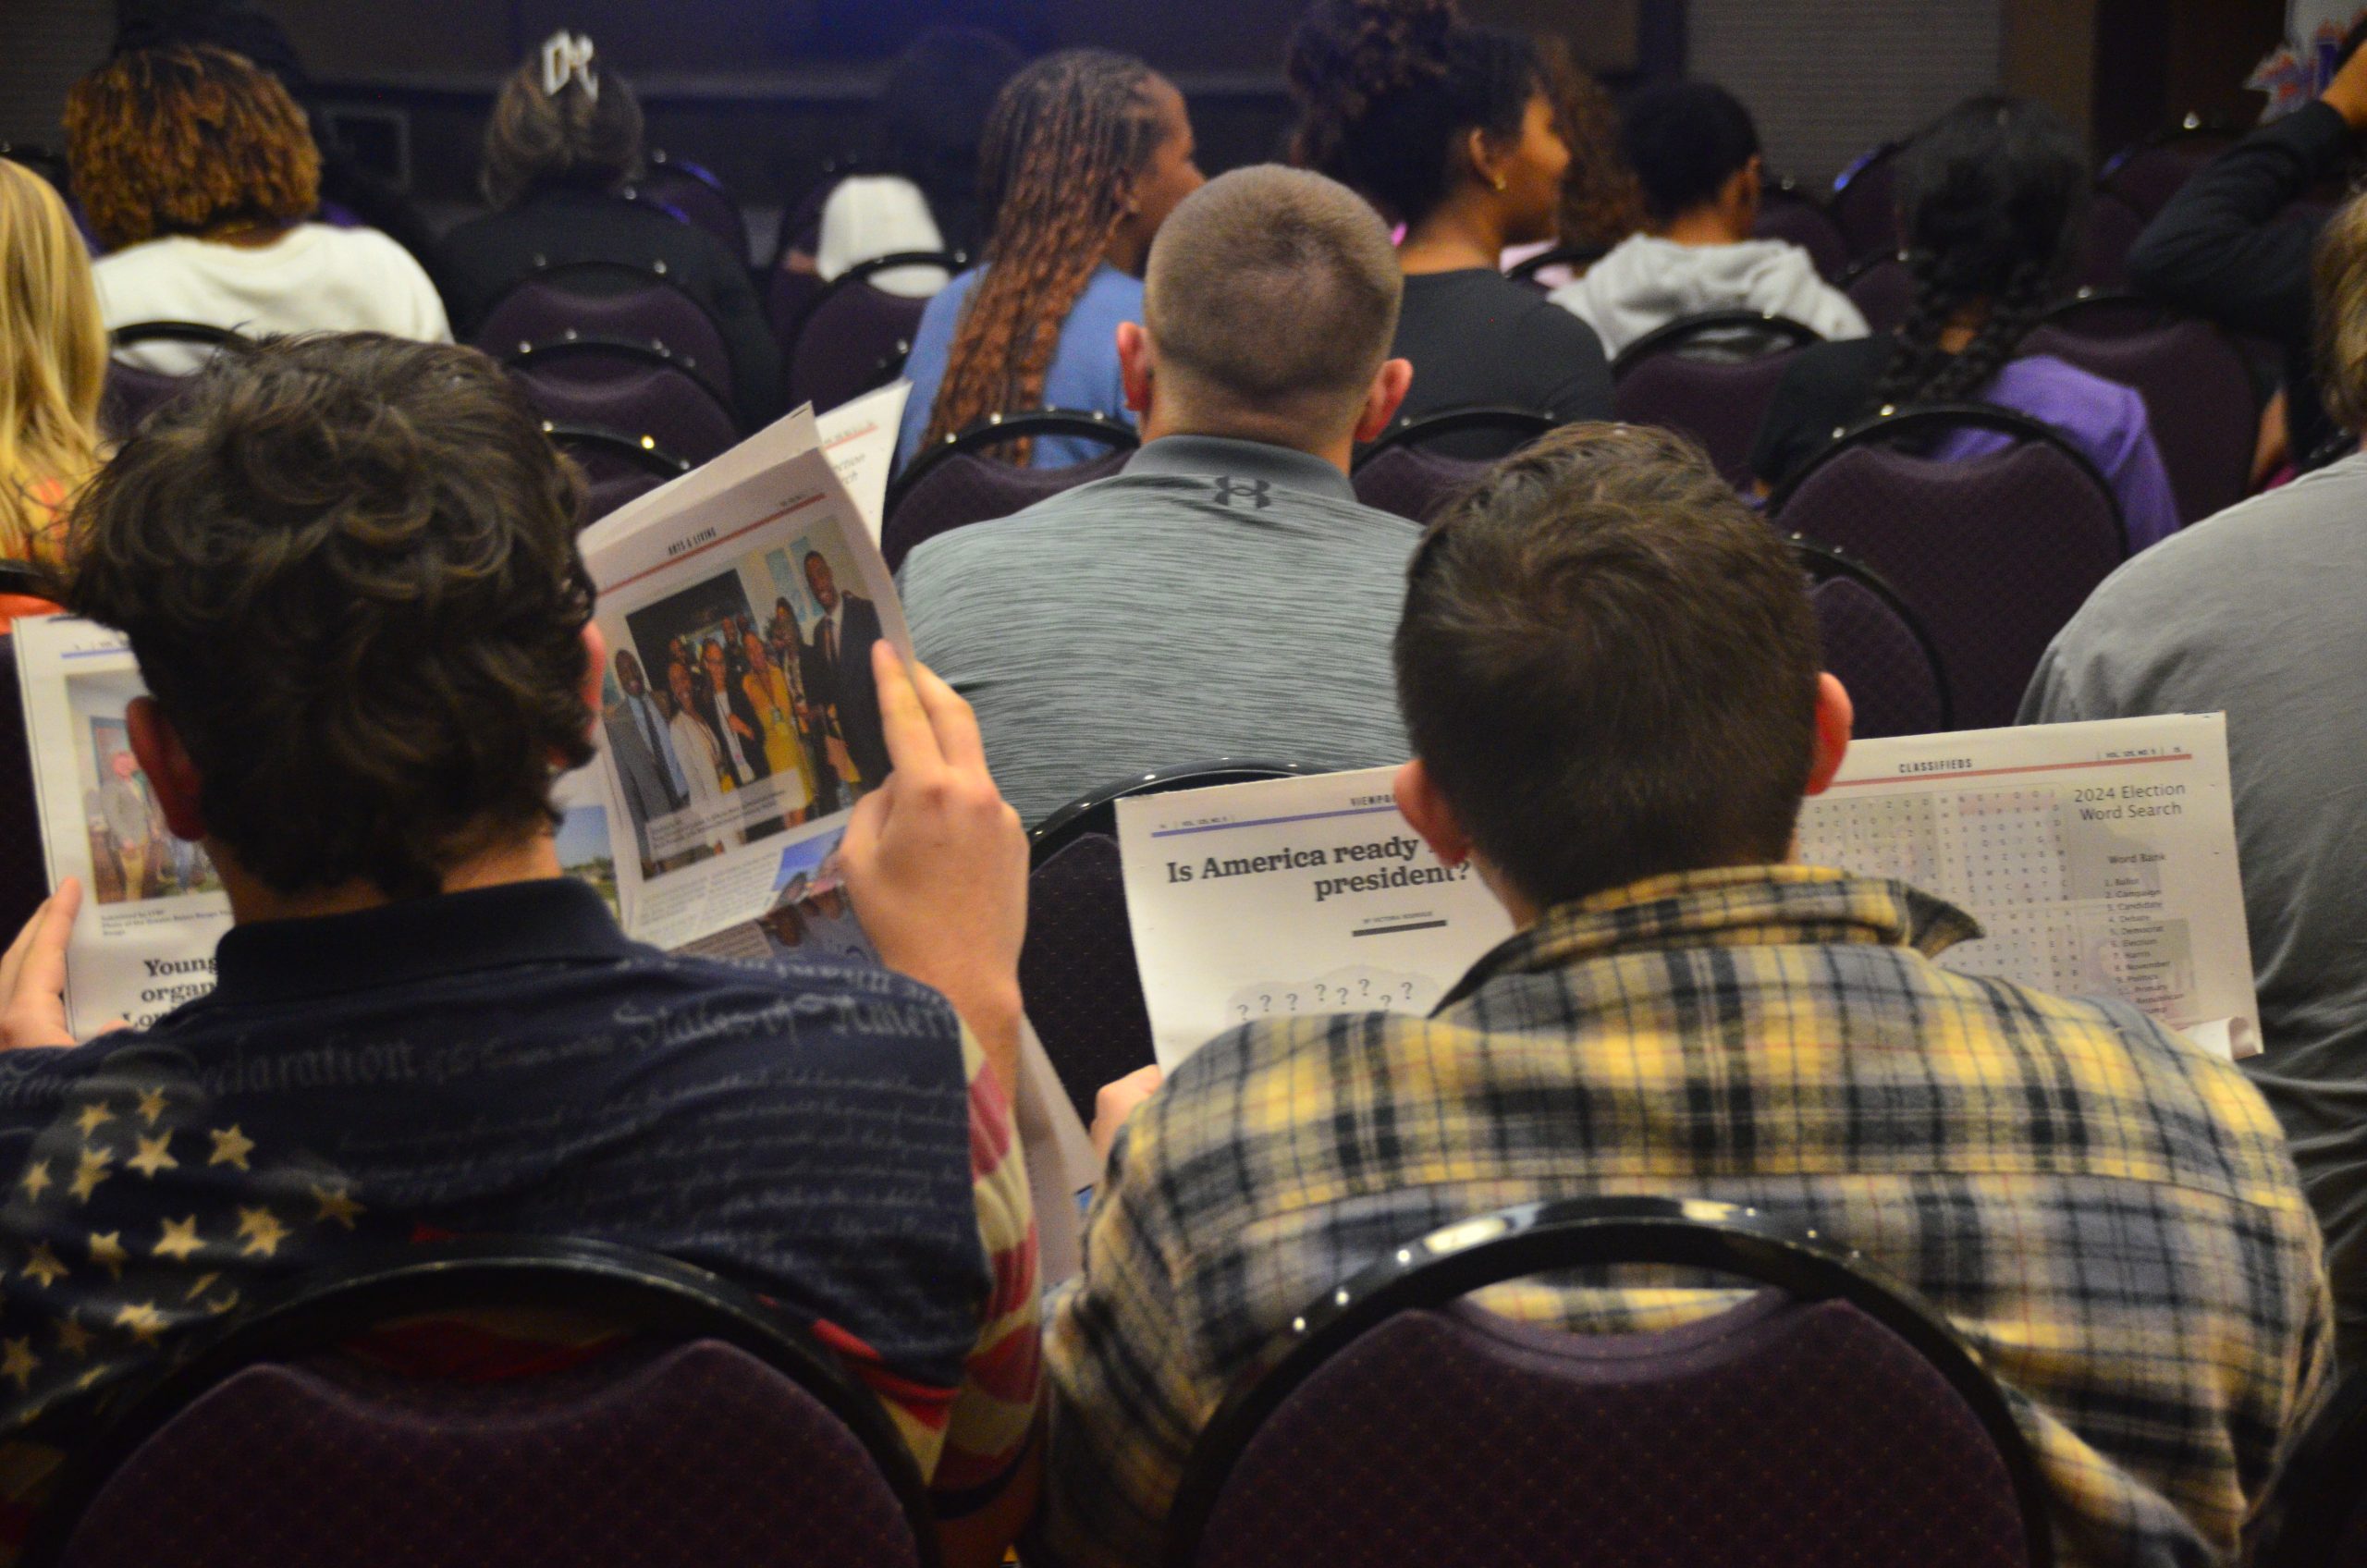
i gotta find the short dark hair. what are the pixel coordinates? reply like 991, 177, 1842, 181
67, 334, 595, 901
1396, 423, 1822, 909
1145, 165, 1402, 432
480, 43, 644, 207
1621, 80, 1760, 225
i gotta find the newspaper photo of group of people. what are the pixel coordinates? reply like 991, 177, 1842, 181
602, 541, 889, 880
67, 668, 220, 906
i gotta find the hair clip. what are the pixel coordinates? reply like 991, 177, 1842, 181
540, 31, 599, 101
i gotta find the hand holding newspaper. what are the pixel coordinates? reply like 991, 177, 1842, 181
1120, 716, 2260, 1069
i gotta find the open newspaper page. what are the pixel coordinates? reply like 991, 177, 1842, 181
1796, 714, 2259, 1058
581, 409, 914, 955
1117, 767, 1516, 1071
16, 617, 229, 1035
816, 382, 910, 543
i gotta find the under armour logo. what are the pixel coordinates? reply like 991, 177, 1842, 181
1211, 477, 1272, 509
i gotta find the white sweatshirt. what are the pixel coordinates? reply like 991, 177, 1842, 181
1550, 232, 1869, 357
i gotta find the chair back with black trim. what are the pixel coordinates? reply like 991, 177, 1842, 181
1167, 1196, 2051, 1568
2039, 289, 2171, 339
2023, 318, 2254, 526
2256, 1365, 2367, 1568
1611, 312, 1820, 488
543, 423, 694, 523
882, 410, 1136, 572
1349, 444, 1487, 523
509, 341, 741, 467
100, 323, 247, 439
1754, 181, 1851, 281
1792, 538, 1950, 737
0, 630, 45, 937
1842, 252, 1915, 336
1503, 242, 1609, 289
1831, 141, 1906, 261
1023, 762, 1319, 1121
27, 1240, 937, 1568
475, 261, 735, 406
631, 151, 751, 265
1356, 405, 1555, 470
1769, 405, 2125, 730
785, 251, 961, 414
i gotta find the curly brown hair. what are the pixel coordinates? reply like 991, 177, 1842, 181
1535, 37, 1644, 252
917, 50, 1163, 460
66, 44, 322, 251
67, 335, 596, 901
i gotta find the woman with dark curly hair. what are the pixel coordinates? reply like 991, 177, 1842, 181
1748, 96, 2178, 550
1287, 0, 1610, 454
894, 49, 1204, 471
67, 44, 448, 373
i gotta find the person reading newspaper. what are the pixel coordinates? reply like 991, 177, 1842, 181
0, 335, 1038, 1568
1039, 423, 2329, 1568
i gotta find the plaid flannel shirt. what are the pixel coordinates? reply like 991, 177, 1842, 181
1044, 864, 2329, 1568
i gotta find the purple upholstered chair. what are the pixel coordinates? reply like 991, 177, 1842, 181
883, 409, 1136, 571
544, 423, 694, 523
2099, 127, 2237, 221
31, 1242, 936, 1568
1023, 763, 1318, 1120
785, 251, 958, 413
0, 628, 47, 938
1769, 405, 2125, 730
509, 347, 741, 467
1792, 539, 1950, 737
1831, 141, 1906, 263
1843, 253, 1916, 336
1354, 405, 1556, 473
1612, 312, 1820, 488
100, 322, 248, 439
1168, 1196, 2050, 1568
475, 263, 735, 408
2024, 318, 2255, 526
2074, 192, 2148, 292
2259, 1366, 2367, 1568
2038, 289, 2172, 339
1351, 445, 1487, 523
1755, 181, 1852, 281
629, 151, 752, 264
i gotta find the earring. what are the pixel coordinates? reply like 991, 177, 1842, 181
1492, 175, 1508, 192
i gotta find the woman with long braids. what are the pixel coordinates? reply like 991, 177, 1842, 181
894, 49, 1204, 471
1287, 0, 1611, 456
1749, 95, 2178, 549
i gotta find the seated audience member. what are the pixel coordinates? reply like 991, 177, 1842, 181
900, 165, 1417, 824
1287, 0, 1612, 456
0, 161, 104, 619
1503, 37, 1644, 288
0, 336, 1037, 1567
897, 50, 1204, 471
1048, 423, 2328, 1568
1551, 80, 1867, 355
1748, 96, 2179, 551
2024, 189, 2367, 1367
2128, 20, 2367, 472
440, 34, 779, 430
66, 45, 449, 371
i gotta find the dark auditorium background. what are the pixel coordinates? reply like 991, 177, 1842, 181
0, 0, 2291, 251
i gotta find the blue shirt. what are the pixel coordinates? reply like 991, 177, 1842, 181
894, 262, 1141, 472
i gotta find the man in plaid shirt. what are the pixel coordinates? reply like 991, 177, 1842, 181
1044, 423, 2330, 1568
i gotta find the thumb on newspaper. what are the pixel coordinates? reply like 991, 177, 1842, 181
0, 879, 87, 1050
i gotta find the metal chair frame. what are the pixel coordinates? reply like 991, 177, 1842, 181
504, 334, 740, 428
1767, 401, 2129, 558
783, 249, 965, 367
478, 259, 736, 364
1164, 1194, 2054, 1568
1028, 760, 1324, 860
109, 321, 248, 353
886, 408, 1140, 521
1353, 406, 1556, 469
1504, 243, 1610, 285
2038, 289, 2171, 333
1611, 310, 1822, 379
1787, 536, 1954, 730
21, 1236, 941, 1568
539, 422, 694, 480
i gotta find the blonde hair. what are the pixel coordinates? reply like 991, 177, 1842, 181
2316, 191, 2367, 435
0, 162, 106, 566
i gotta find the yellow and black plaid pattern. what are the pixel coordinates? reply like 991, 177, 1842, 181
1044, 864, 2329, 1568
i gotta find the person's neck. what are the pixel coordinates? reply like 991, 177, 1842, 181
215, 832, 564, 926
1654, 207, 1748, 247
1102, 230, 1147, 278
1398, 196, 1509, 276
1139, 405, 1355, 475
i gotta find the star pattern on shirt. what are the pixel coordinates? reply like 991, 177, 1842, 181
126, 1133, 177, 1180
21, 1244, 66, 1289
134, 1089, 168, 1127
111, 1302, 165, 1346
53, 1316, 92, 1360
206, 1126, 253, 1171
18, 1161, 50, 1202
235, 1207, 288, 1259
311, 1183, 363, 1231
84, 1233, 126, 1282
68, 1147, 114, 1204
72, 1104, 113, 1140
152, 1216, 202, 1262
0, 1339, 37, 1392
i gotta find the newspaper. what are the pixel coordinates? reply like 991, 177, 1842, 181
816, 382, 910, 543
1117, 767, 1517, 1071
1119, 714, 2259, 1070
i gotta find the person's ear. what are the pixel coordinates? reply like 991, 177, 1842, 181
1393, 757, 1473, 866
1117, 320, 1155, 416
1463, 125, 1503, 191
580, 622, 608, 743
125, 698, 206, 843
1804, 672, 1855, 797
1354, 358, 1416, 445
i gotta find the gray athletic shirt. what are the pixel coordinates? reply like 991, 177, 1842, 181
898, 435, 1416, 825
2019, 448, 2367, 1361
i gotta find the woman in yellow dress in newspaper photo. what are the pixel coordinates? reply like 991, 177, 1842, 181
742, 629, 815, 825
